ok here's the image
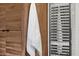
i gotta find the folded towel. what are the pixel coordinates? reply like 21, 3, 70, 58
26, 3, 42, 56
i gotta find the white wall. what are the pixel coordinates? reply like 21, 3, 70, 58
71, 3, 76, 56
72, 3, 79, 56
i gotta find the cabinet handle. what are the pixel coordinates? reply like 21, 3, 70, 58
1, 30, 10, 32
2, 30, 5, 32
6, 30, 10, 32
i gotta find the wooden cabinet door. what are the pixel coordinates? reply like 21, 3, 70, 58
0, 3, 27, 56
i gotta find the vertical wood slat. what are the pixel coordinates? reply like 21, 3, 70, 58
21, 3, 30, 55
36, 3, 48, 56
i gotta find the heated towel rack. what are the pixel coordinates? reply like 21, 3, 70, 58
48, 3, 72, 56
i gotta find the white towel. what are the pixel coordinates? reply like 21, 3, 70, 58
27, 3, 42, 56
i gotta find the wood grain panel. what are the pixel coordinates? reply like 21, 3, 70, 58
0, 31, 7, 56
0, 31, 23, 55
0, 5, 6, 30
36, 3, 48, 56
21, 3, 30, 56
0, 4, 23, 31
5, 4, 23, 31
5, 31, 22, 55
